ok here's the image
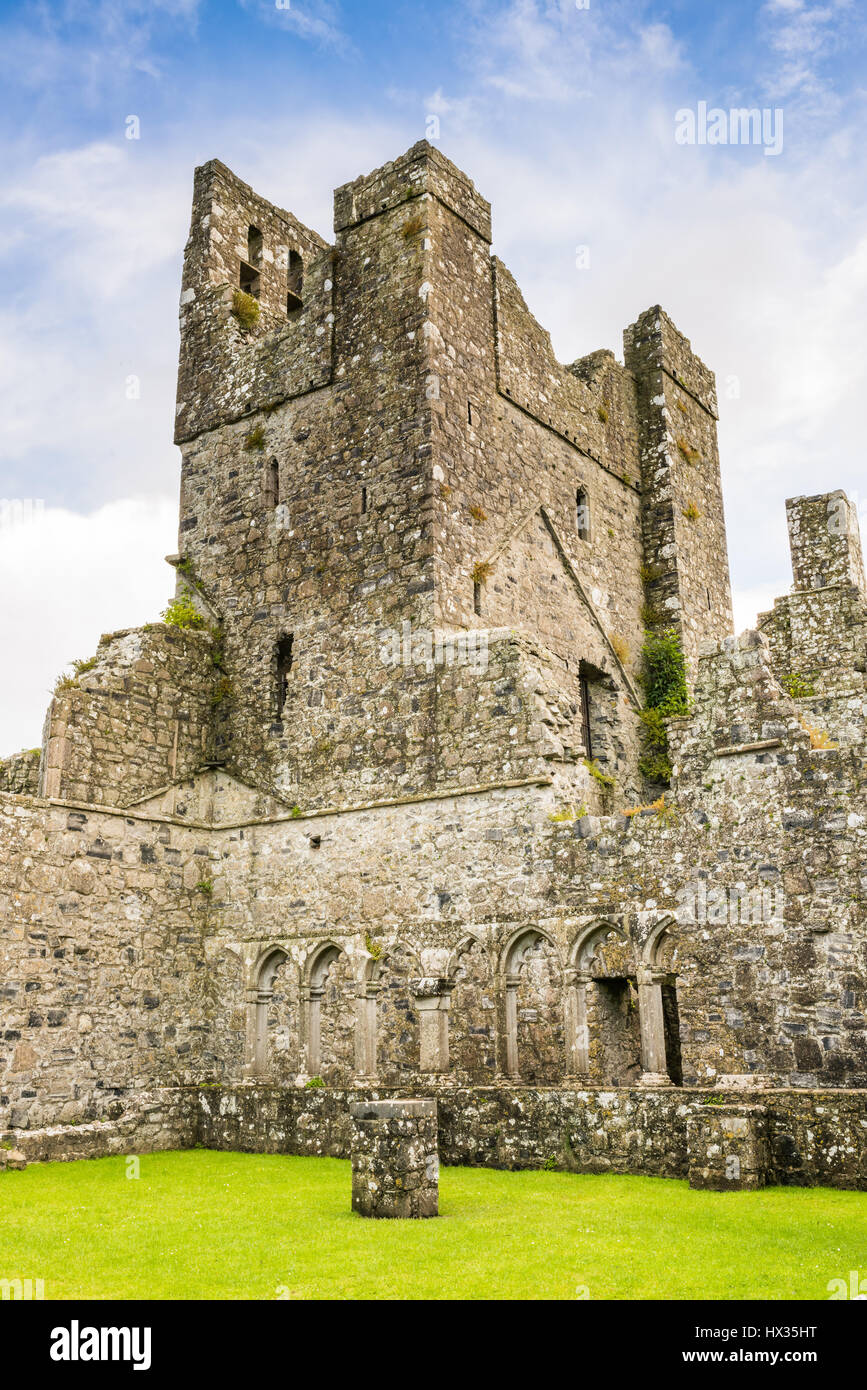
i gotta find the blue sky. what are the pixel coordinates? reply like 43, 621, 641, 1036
1, 0, 866, 752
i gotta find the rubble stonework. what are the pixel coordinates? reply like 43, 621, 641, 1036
686, 1101, 769, 1191
350, 1098, 439, 1217
0, 144, 865, 1188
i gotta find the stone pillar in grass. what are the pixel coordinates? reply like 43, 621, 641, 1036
686, 1101, 769, 1190
349, 1099, 439, 1218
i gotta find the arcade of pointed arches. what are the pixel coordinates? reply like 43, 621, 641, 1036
242, 917, 682, 1089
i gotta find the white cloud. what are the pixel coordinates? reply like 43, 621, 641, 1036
0, 497, 178, 755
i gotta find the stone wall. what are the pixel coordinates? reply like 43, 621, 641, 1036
192, 1083, 867, 1190
624, 307, 733, 671
39, 623, 216, 809
0, 1088, 194, 1164
0, 748, 40, 796
174, 159, 332, 443
0, 793, 213, 1130
5, 1083, 863, 1191
3, 621, 866, 1131
757, 491, 867, 750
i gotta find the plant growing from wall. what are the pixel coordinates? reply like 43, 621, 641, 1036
548, 802, 588, 823
244, 425, 266, 452
163, 595, 207, 630
638, 627, 690, 785
583, 758, 616, 791
781, 672, 817, 698
682, 500, 701, 521
401, 214, 425, 239
676, 437, 700, 465
471, 560, 492, 585
623, 793, 677, 823
210, 677, 234, 709
231, 289, 260, 331
53, 656, 98, 693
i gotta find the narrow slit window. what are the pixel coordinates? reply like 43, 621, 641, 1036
706, 586, 712, 611
467, 400, 473, 426
276, 636, 294, 717
579, 674, 592, 758
473, 581, 482, 616
266, 458, 280, 509
360, 485, 367, 514
576, 487, 590, 541
286, 249, 303, 313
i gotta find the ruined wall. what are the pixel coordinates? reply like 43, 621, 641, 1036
0, 749, 41, 796
624, 307, 733, 670
39, 624, 216, 809
5, 608, 866, 1135
0, 793, 218, 1130
758, 492, 867, 749
5, 1083, 865, 1191
174, 160, 332, 443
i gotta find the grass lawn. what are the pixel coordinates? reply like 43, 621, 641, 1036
0, 1150, 863, 1300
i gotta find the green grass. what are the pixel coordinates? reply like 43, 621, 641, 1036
0, 1151, 863, 1300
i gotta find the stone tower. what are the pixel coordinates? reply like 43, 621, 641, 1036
171, 142, 734, 814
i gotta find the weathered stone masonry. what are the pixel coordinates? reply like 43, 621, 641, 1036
1, 143, 865, 1186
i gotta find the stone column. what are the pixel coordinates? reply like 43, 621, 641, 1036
565, 968, 590, 1076
355, 981, 378, 1079
637, 966, 671, 1086
350, 1099, 439, 1218
413, 978, 452, 1073
306, 983, 324, 1076
503, 973, 520, 1078
251, 984, 273, 1078
243, 985, 260, 1077
686, 1101, 769, 1190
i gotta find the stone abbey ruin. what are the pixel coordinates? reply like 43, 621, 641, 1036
2, 143, 866, 1189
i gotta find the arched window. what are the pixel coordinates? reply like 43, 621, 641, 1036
502, 930, 565, 1083
251, 948, 289, 1078
240, 225, 262, 299
576, 486, 590, 541
286, 249, 303, 313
